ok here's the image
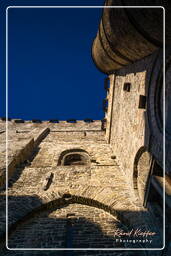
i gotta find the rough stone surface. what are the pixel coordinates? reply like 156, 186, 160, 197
0, 120, 162, 254
105, 49, 169, 200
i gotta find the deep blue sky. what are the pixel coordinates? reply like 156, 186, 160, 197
0, 0, 106, 121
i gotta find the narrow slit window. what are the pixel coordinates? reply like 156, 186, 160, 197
138, 95, 146, 109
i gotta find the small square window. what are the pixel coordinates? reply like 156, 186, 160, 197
123, 82, 131, 92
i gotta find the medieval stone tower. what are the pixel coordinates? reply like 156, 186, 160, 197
0, 1, 171, 256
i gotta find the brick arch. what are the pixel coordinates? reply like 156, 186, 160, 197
57, 148, 90, 166
133, 147, 152, 205
2, 191, 161, 250
9, 195, 153, 251
7, 194, 120, 231
4, 194, 130, 247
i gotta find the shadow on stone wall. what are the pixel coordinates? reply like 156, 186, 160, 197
0, 147, 41, 193
0, 193, 164, 256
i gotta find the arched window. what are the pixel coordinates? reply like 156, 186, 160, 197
133, 147, 152, 205
63, 153, 88, 166
58, 149, 90, 166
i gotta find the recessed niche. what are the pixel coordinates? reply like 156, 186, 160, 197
138, 95, 146, 109
123, 82, 131, 92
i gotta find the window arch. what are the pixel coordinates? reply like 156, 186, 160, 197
133, 147, 152, 205
58, 149, 90, 166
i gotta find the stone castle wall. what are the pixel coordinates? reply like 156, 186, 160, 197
0, 120, 162, 252
0, 1, 170, 254
0, 120, 103, 188
105, 50, 156, 199
104, 48, 171, 204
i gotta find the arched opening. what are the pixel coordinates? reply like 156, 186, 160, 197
58, 149, 90, 166
63, 153, 88, 166
133, 147, 152, 205
6, 195, 131, 249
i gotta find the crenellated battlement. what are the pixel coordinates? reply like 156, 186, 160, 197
0, 119, 107, 131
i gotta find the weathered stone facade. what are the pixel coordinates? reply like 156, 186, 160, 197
0, 119, 164, 255
1, 1, 170, 255
105, 49, 163, 200
104, 48, 171, 255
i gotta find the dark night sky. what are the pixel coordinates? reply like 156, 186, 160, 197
0, 0, 106, 121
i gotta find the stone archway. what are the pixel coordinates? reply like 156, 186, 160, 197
133, 147, 152, 205
6, 195, 132, 250
3, 193, 160, 252
7, 204, 125, 249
